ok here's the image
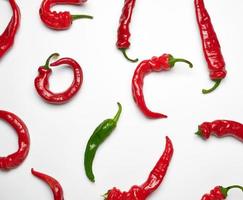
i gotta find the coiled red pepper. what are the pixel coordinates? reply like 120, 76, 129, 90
201, 185, 243, 200
132, 54, 192, 119
195, 0, 227, 94
117, 0, 138, 62
39, 0, 93, 30
196, 120, 243, 141
104, 136, 173, 200
0, 0, 20, 58
31, 168, 64, 200
0, 110, 30, 170
34, 53, 83, 104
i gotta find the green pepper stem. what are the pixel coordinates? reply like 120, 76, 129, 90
44, 53, 59, 69
113, 102, 122, 123
221, 185, 243, 198
72, 15, 93, 20
195, 128, 202, 137
120, 48, 138, 63
202, 80, 221, 94
169, 57, 193, 68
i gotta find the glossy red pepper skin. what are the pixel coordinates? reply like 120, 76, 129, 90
195, 0, 226, 93
196, 120, 243, 141
132, 54, 192, 119
35, 53, 83, 104
39, 0, 92, 30
0, 0, 20, 58
105, 136, 173, 200
201, 185, 243, 200
117, 0, 138, 62
0, 110, 30, 170
31, 168, 64, 200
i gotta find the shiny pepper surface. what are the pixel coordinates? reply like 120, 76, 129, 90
132, 54, 192, 119
39, 0, 93, 30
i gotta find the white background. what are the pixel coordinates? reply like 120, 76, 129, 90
0, 0, 243, 199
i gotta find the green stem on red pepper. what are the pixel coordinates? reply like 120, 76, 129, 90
202, 80, 221, 94
44, 53, 59, 69
120, 48, 138, 63
71, 14, 93, 21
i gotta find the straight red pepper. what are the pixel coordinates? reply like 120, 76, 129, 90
195, 0, 227, 94
132, 54, 192, 119
0, 110, 30, 170
32, 168, 64, 200
117, 0, 138, 62
104, 136, 173, 200
196, 120, 243, 142
39, 0, 93, 30
0, 0, 20, 58
201, 185, 243, 200
34, 53, 83, 104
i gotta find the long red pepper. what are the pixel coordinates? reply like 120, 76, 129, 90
104, 136, 173, 200
132, 54, 192, 119
39, 0, 93, 30
201, 185, 243, 200
195, 0, 226, 94
34, 53, 83, 104
196, 120, 243, 142
31, 168, 64, 200
117, 0, 138, 62
0, 0, 20, 58
0, 110, 30, 170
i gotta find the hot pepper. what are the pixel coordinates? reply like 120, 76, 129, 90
117, 0, 138, 62
132, 54, 193, 119
196, 120, 243, 141
201, 185, 243, 200
31, 168, 64, 200
0, 110, 30, 170
34, 53, 83, 104
39, 0, 93, 30
195, 0, 227, 94
0, 0, 20, 58
103, 136, 173, 200
84, 103, 122, 182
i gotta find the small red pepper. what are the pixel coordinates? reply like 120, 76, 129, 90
195, 0, 227, 94
201, 185, 243, 200
0, 110, 30, 170
0, 0, 20, 58
34, 53, 83, 104
39, 0, 93, 30
31, 168, 64, 200
104, 136, 173, 200
132, 54, 193, 119
117, 0, 138, 62
196, 120, 243, 141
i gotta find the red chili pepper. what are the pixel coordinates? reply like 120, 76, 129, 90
104, 136, 173, 200
195, 0, 227, 94
0, 0, 20, 58
196, 120, 243, 141
132, 54, 192, 119
201, 185, 243, 200
117, 0, 138, 62
39, 0, 93, 30
34, 53, 83, 104
31, 168, 64, 200
0, 110, 30, 170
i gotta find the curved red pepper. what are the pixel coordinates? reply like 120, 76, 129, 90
196, 120, 243, 141
201, 185, 243, 200
104, 136, 173, 200
34, 53, 83, 104
39, 0, 93, 30
31, 168, 64, 200
132, 54, 192, 119
0, 0, 20, 58
0, 110, 30, 170
117, 0, 138, 62
195, 0, 227, 94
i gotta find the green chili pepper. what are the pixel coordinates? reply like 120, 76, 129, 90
84, 102, 122, 182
